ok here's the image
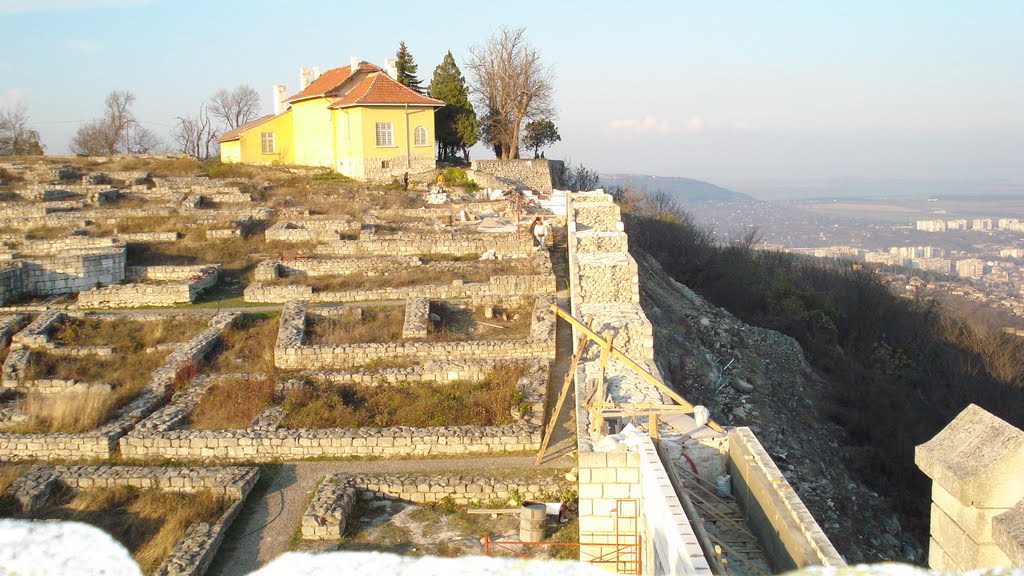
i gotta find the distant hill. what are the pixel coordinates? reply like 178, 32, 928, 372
601, 173, 755, 202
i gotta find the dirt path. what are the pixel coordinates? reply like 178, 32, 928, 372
209, 455, 574, 576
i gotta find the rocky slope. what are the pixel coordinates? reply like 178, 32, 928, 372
635, 250, 921, 564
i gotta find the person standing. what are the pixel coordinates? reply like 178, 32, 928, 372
403, 172, 409, 191
436, 173, 445, 193
531, 216, 547, 250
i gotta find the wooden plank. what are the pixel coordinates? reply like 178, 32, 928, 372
551, 305, 725, 433
535, 317, 592, 465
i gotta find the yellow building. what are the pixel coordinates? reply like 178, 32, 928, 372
219, 57, 444, 180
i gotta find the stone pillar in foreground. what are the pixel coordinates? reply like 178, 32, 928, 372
915, 404, 1024, 570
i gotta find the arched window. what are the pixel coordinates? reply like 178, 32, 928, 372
414, 126, 428, 146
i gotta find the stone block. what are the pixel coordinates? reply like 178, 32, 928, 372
992, 499, 1024, 567
916, 404, 1024, 508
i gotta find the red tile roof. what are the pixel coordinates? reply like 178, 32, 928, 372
329, 72, 444, 108
218, 114, 275, 142
285, 64, 364, 103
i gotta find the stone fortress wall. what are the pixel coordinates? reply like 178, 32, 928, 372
566, 190, 844, 574
469, 159, 565, 194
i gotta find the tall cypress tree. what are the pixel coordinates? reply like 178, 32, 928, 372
395, 41, 424, 94
429, 51, 478, 161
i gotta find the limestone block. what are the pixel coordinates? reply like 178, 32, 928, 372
992, 499, 1024, 567
916, 404, 1024, 508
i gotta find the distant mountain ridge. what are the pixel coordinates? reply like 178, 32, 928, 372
601, 173, 755, 202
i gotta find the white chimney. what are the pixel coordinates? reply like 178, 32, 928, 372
299, 67, 313, 90
385, 58, 398, 80
350, 56, 360, 73
273, 85, 287, 115
312, 66, 320, 80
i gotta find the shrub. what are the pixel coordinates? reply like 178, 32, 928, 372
311, 170, 351, 182
621, 198, 1024, 531
442, 167, 478, 190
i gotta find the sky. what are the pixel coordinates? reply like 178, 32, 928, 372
1, 0, 1022, 190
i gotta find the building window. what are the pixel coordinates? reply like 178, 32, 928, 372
381, 160, 391, 169
414, 126, 428, 146
375, 122, 394, 147
260, 132, 275, 154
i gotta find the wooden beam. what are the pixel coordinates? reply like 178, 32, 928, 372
535, 317, 592, 465
550, 305, 725, 433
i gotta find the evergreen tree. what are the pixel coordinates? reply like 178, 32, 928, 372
429, 51, 479, 161
523, 119, 560, 158
395, 41, 425, 94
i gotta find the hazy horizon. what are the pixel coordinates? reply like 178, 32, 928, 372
1, 0, 1021, 184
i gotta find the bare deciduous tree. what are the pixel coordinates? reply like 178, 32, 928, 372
173, 104, 220, 159
466, 27, 554, 159
0, 102, 44, 156
209, 85, 260, 130
70, 90, 163, 155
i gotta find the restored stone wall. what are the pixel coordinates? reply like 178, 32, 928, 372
0, 245, 127, 305
728, 427, 846, 570
77, 265, 220, 308
245, 274, 555, 304
469, 159, 563, 193
321, 233, 532, 257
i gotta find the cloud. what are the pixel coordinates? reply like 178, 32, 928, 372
733, 120, 755, 131
2, 89, 25, 108
0, 0, 150, 14
68, 38, 100, 54
687, 115, 706, 133
607, 114, 677, 134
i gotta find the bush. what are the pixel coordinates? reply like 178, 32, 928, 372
441, 167, 479, 190
311, 170, 351, 182
621, 198, 1024, 527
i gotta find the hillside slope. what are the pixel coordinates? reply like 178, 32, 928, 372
635, 250, 917, 564
601, 173, 755, 202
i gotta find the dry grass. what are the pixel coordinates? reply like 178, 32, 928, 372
53, 316, 206, 349
100, 156, 206, 177
189, 376, 277, 429
305, 308, 404, 345
89, 215, 191, 236
23, 226, 70, 240
280, 363, 528, 428
16, 387, 119, 433
428, 302, 533, 342
0, 465, 24, 495
204, 313, 279, 374
0, 485, 226, 574
17, 345, 170, 433
26, 349, 169, 389
128, 237, 254, 269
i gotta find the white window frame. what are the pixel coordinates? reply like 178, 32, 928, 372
375, 122, 394, 147
260, 132, 275, 154
413, 126, 428, 147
